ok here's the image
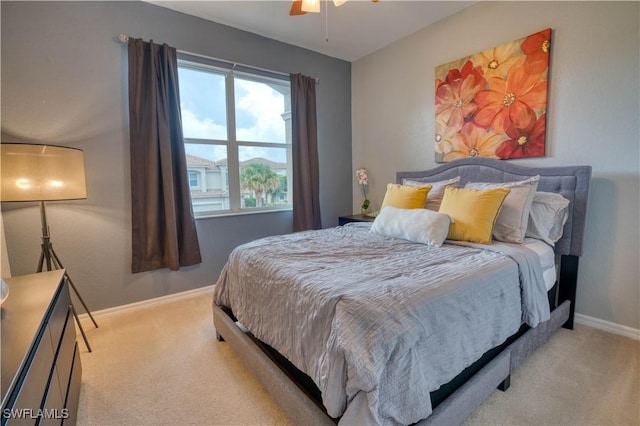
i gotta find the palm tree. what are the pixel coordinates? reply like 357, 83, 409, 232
240, 163, 280, 207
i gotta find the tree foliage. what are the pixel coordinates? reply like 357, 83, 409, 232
240, 163, 280, 207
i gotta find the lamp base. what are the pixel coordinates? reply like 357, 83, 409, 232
37, 201, 96, 353
38, 240, 96, 353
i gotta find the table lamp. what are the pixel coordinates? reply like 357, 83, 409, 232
1, 143, 97, 351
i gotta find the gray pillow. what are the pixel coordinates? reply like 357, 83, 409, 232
526, 191, 570, 246
465, 176, 540, 244
402, 176, 460, 211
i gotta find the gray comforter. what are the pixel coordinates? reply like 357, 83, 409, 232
214, 223, 550, 425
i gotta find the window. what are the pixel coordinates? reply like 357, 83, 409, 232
177, 58, 292, 217
188, 171, 199, 188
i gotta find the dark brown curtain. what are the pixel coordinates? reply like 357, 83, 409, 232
127, 38, 202, 273
291, 73, 321, 231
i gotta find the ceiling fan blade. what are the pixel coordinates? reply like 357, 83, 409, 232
289, 0, 307, 16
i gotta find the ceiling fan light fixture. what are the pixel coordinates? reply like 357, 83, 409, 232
289, 0, 307, 15
290, 0, 376, 18
301, 0, 320, 13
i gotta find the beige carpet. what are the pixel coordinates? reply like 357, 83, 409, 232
77, 291, 640, 426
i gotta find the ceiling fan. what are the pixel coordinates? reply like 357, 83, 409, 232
290, 0, 379, 16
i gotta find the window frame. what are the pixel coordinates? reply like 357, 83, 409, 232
178, 57, 293, 218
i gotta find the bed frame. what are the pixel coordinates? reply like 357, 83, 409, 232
213, 157, 591, 425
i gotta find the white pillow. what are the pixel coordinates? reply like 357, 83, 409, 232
402, 176, 460, 211
526, 192, 570, 246
465, 176, 540, 244
370, 206, 452, 247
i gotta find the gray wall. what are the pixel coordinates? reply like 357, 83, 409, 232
352, 1, 639, 330
1, 1, 352, 310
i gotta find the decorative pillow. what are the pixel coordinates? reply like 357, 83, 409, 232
526, 191, 571, 246
465, 176, 540, 244
439, 187, 510, 244
380, 184, 432, 211
370, 206, 452, 247
402, 176, 461, 211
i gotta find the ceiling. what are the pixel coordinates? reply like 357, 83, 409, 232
147, 1, 475, 61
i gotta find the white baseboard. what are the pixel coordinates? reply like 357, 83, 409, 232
76, 285, 214, 326
575, 313, 640, 341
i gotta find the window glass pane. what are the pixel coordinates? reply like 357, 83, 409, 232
235, 77, 290, 144
185, 143, 230, 213
239, 146, 291, 209
188, 172, 198, 188
178, 67, 227, 140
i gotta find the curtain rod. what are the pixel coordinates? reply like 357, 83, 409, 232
118, 34, 319, 83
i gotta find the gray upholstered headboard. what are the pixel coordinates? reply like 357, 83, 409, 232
397, 158, 592, 257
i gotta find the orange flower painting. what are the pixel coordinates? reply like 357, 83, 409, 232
435, 29, 551, 162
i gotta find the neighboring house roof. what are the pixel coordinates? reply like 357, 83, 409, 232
186, 154, 286, 170
186, 154, 217, 168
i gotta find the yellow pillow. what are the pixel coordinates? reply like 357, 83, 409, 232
380, 184, 432, 210
439, 187, 510, 244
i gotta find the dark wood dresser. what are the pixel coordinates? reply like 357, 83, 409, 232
1, 270, 82, 425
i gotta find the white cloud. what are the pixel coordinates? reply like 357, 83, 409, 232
181, 107, 226, 140
184, 143, 227, 162
235, 80, 286, 143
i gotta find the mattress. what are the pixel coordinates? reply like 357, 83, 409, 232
522, 238, 557, 290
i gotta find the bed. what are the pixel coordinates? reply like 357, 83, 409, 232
212, 157, 591, 425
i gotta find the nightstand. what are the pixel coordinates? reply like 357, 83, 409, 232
338, 214, 376, 226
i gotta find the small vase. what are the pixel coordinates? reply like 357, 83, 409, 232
361, 199, 371, 215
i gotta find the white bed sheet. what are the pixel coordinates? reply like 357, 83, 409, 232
522, 238, 556, 290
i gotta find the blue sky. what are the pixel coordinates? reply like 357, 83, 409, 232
178, 67, 289, 163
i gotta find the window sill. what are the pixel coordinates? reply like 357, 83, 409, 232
194, 207, 292, 220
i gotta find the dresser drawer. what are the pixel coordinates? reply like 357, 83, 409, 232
8, 329, 55, 424
41, 367, 64, 426
61, 345, 81, 426
53, 311, 75, 402
47, 284, 71, 352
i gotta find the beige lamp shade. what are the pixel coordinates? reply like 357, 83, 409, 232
1, 143, 87, 202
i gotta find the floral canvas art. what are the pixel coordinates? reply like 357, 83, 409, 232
435, 28, 551, 162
